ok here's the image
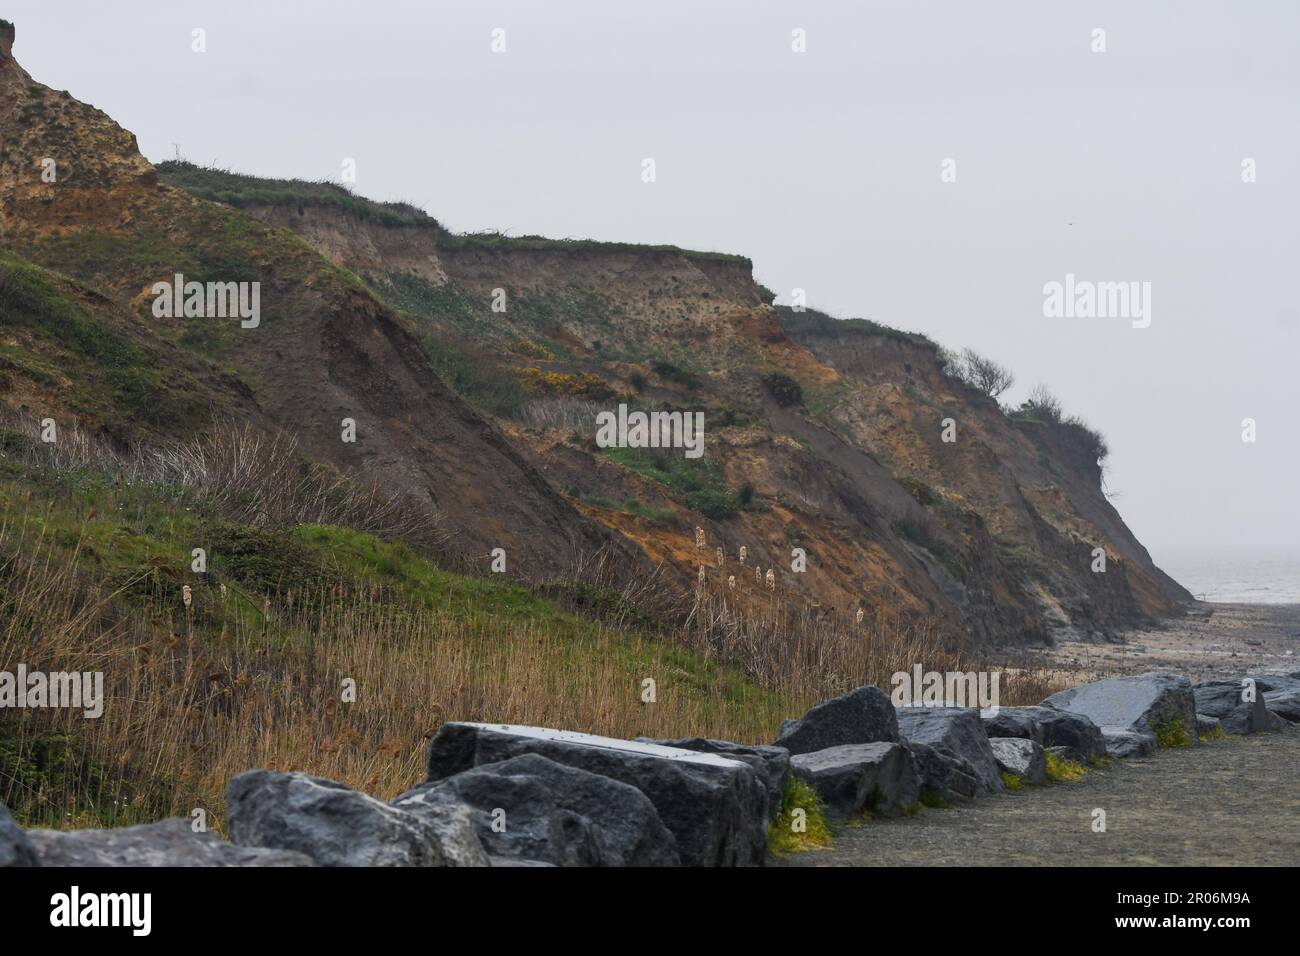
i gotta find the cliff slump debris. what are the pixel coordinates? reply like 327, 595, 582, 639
0, 22, 1189, 641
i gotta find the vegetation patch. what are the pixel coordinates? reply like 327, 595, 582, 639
777, 305, 939, 351
516, 367, 617, 402
158, 160, 432, 228
1044, 750, 1088, 782
918, 789, 949, 809
761, 372, 803, 407
1154, 717, 1193, 749
767, 777, 833, 856
1000, 771, 1025, 791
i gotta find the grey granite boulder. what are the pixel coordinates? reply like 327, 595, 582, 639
1264, 691, 1300, 724
425, 723, 768, 866
25, 817, 314, 867
988, 737, 1046, 784
896, 707, 1003, 797
396, 753, 678, 866
774, 686, 899, 755
639, 737, 790, 823
1042, 671, 1198, 756
982, 707, 1046, 744
983, 706, 1107, 763
228, 770, 487, 867
1102, 729, 1157, 758
1, 801, 39, 867
1196, 713, 1222, 736
1194, 679, 1274, 734
789, 742, 918, 820
906, 740, 980, 801
1253, 675, 1300, 723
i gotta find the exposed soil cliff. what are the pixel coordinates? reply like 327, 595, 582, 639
0, 23, 1190, 644
0, 25, 636, 576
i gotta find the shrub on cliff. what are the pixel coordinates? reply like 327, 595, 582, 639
761, 372, 803, 407
943, 348, 1015, 399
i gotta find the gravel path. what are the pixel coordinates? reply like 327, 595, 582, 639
779, 724, 1300, 866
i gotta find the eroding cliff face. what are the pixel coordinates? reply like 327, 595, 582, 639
188, 188, 1189, 642
0, 29, 640, 577
0, 22, 1188, 644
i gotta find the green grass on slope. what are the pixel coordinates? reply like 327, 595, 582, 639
0, 447, 789, 827
0, 252, 208, 431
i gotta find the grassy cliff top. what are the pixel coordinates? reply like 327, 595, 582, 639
157, 160, 750, 264
777, 305, 939, 351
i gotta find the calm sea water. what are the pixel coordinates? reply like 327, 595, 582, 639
1158, 551, 1300, 605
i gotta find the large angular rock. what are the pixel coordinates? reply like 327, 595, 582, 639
983, 706, 1107, 763
774, 686, 899, 755
228, 770, 487, 867
1264, 690, 1300, 724
896, 707, 1003, 797
789, 742, 918, 820
906, 740, 980, 801
1251, 674, 1300, 693
1, 801, 39, 867
1042, 671, 1198, 756
395, 753, 678, 866
1196, 713, 1222, 737
1103, 729, 1157, 758
25, 818, 314, 867
639, 737, 789, 823
1194, 680, 1274, 734
988, 737, 1046, 784
1253, 675, 1300, 723
425, 723, 768, 866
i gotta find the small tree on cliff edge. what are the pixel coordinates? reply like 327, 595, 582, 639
947, 348, 1015, 399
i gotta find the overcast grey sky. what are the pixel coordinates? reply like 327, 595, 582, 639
9, 0, 1298, 561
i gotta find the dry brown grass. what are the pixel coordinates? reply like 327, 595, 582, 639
0, 412, 1067, 834
678, 581, 1066, 707
0, 513, 791, 831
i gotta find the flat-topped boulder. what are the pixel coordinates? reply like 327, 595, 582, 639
425, 723, 768, 866
638, 736, 790, 823
228, 770, 487, 867
789, 742, 918, 820
989, 737, 1046, 784
896, 707, 1003, 797
982, 706, 1107, 763
1, 801, 39, 867
24, 817, 315, 867
1194, 680, 1274, 734
1042, 671, 1198, 756
396, 753, 679, 866
1102, 729, 1157, 758
1252, 674, 1300, 723
774, 686, 899, 755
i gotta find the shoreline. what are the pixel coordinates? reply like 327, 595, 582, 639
1013, 602, 1300, 685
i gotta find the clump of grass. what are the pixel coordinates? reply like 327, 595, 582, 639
1201, 723, 1225, 741
918, 789, 949, 809
1154, 717, 1193, 749
1044, 750, 1087, 782
767, 777, 832, 856
1000, 771, 1024, 791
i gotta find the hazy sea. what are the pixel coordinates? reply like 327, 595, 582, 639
1158, 551, 1300, 605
